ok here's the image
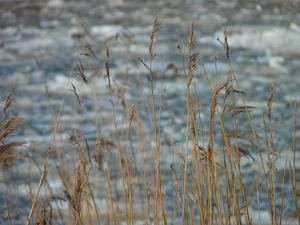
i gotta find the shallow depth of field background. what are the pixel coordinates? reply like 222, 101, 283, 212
0, 0, 299, 224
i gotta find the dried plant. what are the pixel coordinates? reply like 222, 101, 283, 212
33, 203, 53, 225
74, 59, 88, 85
0, 117, 26, 141
149, 15, 160, 59
0, 115, 27, 169
3, 92, 13, 113
1, 17, 299, 225
267, 83, 275, 121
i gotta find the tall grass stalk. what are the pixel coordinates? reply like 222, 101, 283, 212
0, 17, 299, 225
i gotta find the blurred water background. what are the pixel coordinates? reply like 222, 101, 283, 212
0, 0, 299, 224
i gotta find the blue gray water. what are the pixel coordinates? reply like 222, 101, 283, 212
0, 0, 299, 224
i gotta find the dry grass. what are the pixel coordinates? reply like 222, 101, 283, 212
0, 16, 299, 225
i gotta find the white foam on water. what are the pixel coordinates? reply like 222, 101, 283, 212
199, 25, 300, 56
46, 74, 107, 95
221, 26, 300, 55
91, 25, 123, 40
247, 208, 298, 225
47, 0, 64, 8
107, 0, 124, 7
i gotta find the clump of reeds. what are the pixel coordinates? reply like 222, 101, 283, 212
2, 16, 299, 225
0, 92, 27, 169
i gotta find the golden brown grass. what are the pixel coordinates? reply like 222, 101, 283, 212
0, 16, 299, 225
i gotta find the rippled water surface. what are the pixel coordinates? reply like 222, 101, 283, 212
0, 0, 300, 224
